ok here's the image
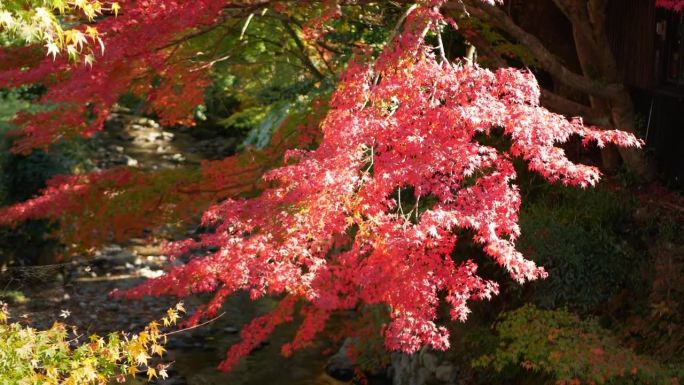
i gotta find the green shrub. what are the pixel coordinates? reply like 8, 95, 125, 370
517, 186, 644, 314
0, 88, 88, 267
474, 305, 679, 384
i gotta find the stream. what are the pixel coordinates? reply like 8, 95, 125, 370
1, 108, 359, 385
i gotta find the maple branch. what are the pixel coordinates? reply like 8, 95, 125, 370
453, 0, 624, 100
436, 29, 448, 63
162, 312, 226, 337
315, 39, 342, 54
390, 4, 419, 40
280, 20, 326, 80
465, 32, 507, 68
550, 0, 610, 74
540, 89, 610, 127
463, 29, 610, 127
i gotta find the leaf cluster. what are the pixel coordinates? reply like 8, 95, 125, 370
474, 305, 680, 384
0, 0, 116, 64
517, 185, 644, 314
0, 301, 183, 385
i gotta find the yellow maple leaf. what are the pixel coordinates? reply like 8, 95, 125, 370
166, 309, 179, 325
84, 53, 94, 67
111, 2, 120, 17
81, 365, 97, 381
147, 367, 157, 381
85, 26, 98, 38
176, 302, 186, 313
134, 351, 149, 366
151, 344, 166, 357
148, 320, 160, 331
159, 366, 169, 379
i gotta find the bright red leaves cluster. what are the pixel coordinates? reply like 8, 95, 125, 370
657, 0, 684, 11
0, 0, 661, 372
0, 0, 226, 153
117, 5, 641, 370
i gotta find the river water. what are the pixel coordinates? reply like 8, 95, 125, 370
159, 294, 347, 385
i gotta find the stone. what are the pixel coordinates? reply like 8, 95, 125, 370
435, 364, 456, 382
125, 155, 139, 167
138, 267, 164, 279
392, 352, 422, 385
420, 351, 439, 372
326, 337, 357, 382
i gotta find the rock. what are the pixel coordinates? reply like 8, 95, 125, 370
160, 131, 174, 140
420, 351, 439, 372
102, 244, 123, 253
435, 364, 457, 382
136, 117, 159, 128
125, 156, 139, 167
326, 337, 357, 382
391, 352, 428, 385
109, 145, 124, 153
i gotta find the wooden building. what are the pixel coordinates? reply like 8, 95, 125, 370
607, 0, 683, 187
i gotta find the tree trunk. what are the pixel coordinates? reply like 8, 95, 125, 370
552, 0, 655, 179
609, 92, 657, 179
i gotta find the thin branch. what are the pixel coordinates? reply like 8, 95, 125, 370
163, 312, 226, 337
280, 20, 326, 80
239, 13, 255, 40
465, 32, 507, 67
436, 28, 448, 63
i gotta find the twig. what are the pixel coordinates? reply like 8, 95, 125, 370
162, 312, 226, 337
436, 28, 447, 64
239, 13, 255, 40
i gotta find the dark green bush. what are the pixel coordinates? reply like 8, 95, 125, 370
0, 89, 81, 267
517, 185, 645, 314
473, 305, 681, 385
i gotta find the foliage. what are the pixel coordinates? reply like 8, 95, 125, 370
115, 2, 643, 371
518, 185, 643, 314
618, 190, 684, 362
0, 0, 648, 373
0, 89, 72, 267
0, 0, 114, 63
658, 0, 684, 11
0, 101, 323, 255
0, 301, 183, 385
474, 305, 680, 385
0, 290, 27, 304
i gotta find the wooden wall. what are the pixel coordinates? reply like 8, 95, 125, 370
606, 0, 657, 88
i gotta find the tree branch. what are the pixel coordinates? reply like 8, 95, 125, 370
540, 89, 610, 126
459, 28, 610, 127
280, 20, 326, 79
453, 0, 624, 100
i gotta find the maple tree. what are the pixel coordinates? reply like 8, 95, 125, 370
0, 0, 667, 372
